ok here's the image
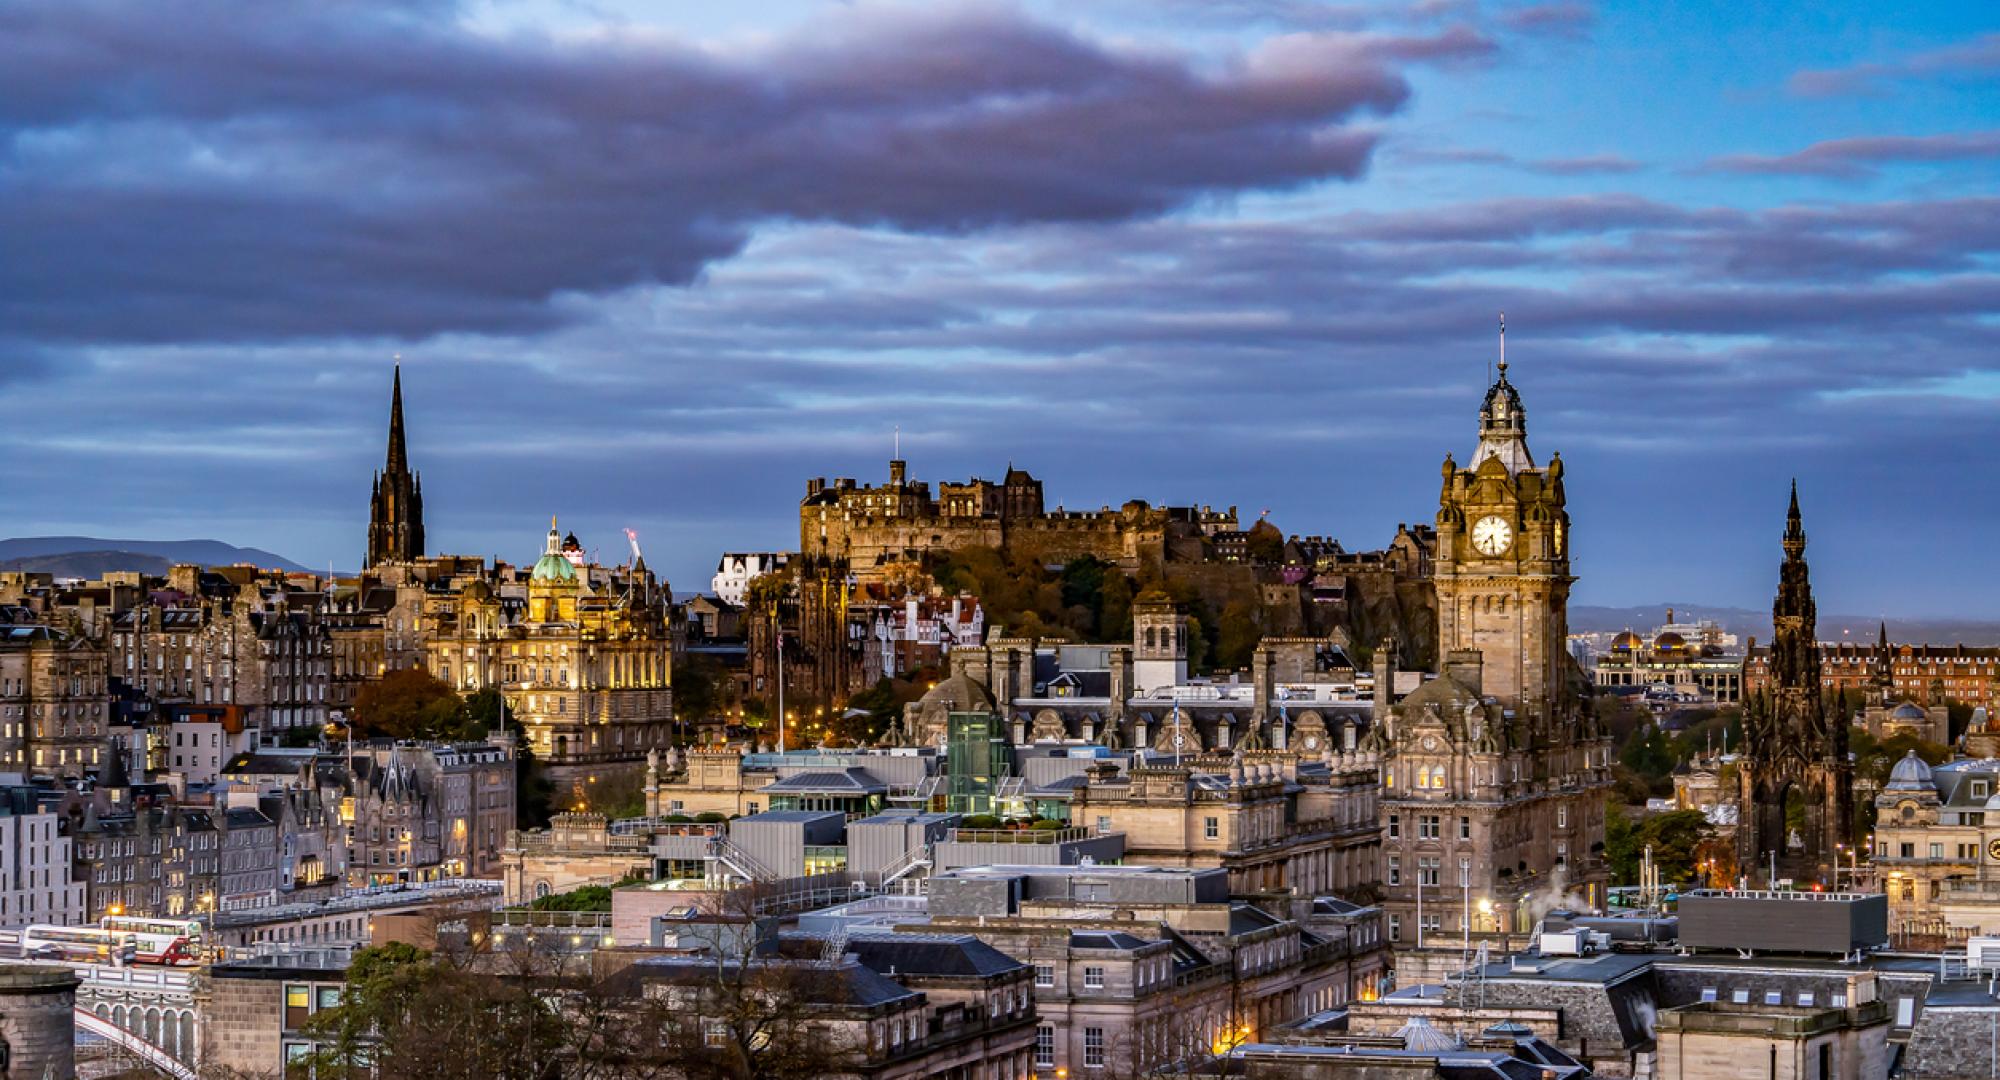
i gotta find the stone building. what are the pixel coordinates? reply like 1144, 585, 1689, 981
1745, 628, 2000, 715
426, 519, 673, 797
1375, 352, 1612, 941
1593, 628, 1744, 704
799, 457, 1237, 584
0, 622, 112, 777
199, 948, 353, 1074
1868, 753, 2000, 947
1068, 751, 1381, 899
915, 864, 1388, 1074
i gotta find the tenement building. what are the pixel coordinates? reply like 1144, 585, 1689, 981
1374, 351, 1612, 942
0, 621, 112, 777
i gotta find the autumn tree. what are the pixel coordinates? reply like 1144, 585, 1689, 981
352, 667, 483, 741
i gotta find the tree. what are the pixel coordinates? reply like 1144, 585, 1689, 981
353, 667, 483, 741
673, 654, 725, 729
1215, 600, 1262, 672
1244, 519, 1285, 565
513, 728, 556, 830
1604, 801, 1713, 888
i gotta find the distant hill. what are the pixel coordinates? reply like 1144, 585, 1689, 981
1572, 603, 2000, 647
0, 537, 313, 577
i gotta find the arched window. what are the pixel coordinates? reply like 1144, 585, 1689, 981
535, 881, 552, 899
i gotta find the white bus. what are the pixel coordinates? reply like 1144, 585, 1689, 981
99, 915, 204, 965
21, 925, 138, 965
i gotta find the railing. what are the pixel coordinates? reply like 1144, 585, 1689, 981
215, 877, 503, 926
76, 1008, 198, 1080
947, 826, 1094, 845
872, 844, 933, 889
491, 910, 614, 929
708, 836, 779, 883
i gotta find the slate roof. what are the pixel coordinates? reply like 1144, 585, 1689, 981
845, 933, 1026, 978
629, 956, 918, 1009
761, 769, 887, 794
1068, 931, 1152, 952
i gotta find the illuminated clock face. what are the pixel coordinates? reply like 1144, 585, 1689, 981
1471, 515, 1514, 556
1988, 838, 2000, 861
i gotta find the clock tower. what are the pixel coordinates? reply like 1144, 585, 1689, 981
1432, 348, 1573, 725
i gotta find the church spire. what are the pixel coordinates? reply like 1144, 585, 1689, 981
365, 361, 426, 569
386, 360, 409, 474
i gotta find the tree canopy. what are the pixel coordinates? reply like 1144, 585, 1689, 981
351, 667, 487, 742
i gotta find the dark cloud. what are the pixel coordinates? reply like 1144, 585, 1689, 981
0, 0, 1422, 344
1789, 32, 2000, 97
1706, 130, 2000, 178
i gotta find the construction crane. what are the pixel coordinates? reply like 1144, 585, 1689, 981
624, 528, 644, 566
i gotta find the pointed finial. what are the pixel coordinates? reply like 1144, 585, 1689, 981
1497, 311, 1507, 378
894, 425, 900, 460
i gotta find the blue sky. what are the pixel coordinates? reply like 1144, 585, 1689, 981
1, 0, 1996, 614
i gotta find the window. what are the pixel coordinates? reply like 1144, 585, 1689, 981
1387, 814, 1400, 839
284, 984, 312, 1030
1387, 857, 1401, 886
1204, 816, 1219, 840
1900, 842, 1915, 859
1096, 815, 1112, 836
1035, 964, 1055, 988
1084, 966, 1104, 989
1764, 991, 1783, 1005
1797, 992, 1816, 1007
1419, 815, 1440, 840
1699, 987, 1718, 1002
704, 1020, 729, 1048
1036, 1025, 1056, 1067
1930, 842, 1944, 859
1419, 856, 1441, 886
1558, 804, 1568, 828
1084, 1027, 1105, 1068
1732, 989, 1750, 1004
1459, 816, 1471, 840
1388, 914, 1401, 941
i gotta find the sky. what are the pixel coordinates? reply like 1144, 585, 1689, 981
1, 0, 1996, 615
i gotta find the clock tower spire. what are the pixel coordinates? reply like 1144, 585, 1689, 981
1433, 324, 1572, 720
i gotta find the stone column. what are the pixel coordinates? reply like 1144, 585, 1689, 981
0, 966, 81, 1080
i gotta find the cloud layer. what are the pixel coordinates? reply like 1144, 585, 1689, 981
0, 0, 1464, 343
3, 3, 1998, 616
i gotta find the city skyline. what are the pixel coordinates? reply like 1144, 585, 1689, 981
2, 1, 1997, 613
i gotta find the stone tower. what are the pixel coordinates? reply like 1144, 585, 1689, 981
1432, 352, 1572, 725
1737, 482, 1853, 885
365, 364, 425, 569
1132, 593, 1187, 693
0, 966, 81, 1080
1377, 338, 1610, 942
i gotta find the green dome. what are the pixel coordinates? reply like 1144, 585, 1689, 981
530, 517, 579, 583
532, 552, 578, 583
